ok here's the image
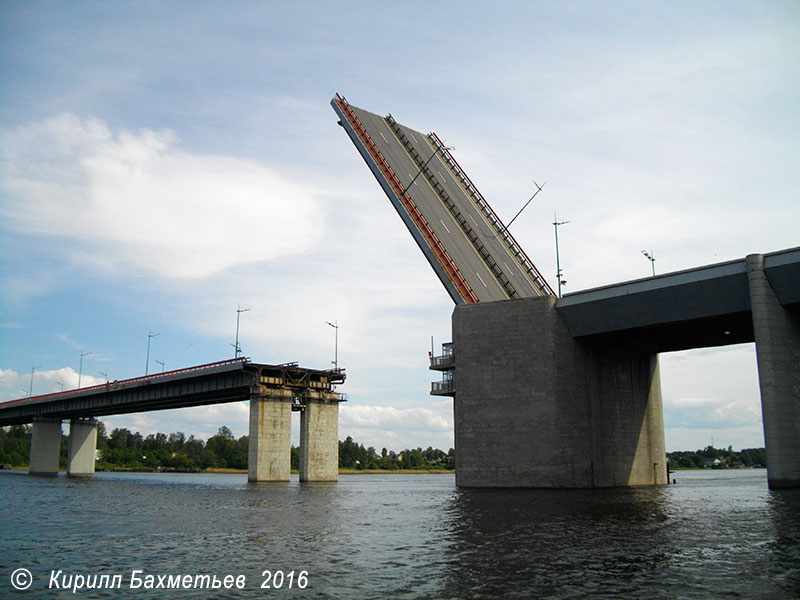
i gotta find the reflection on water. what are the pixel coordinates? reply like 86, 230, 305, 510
1, 469, 798, 599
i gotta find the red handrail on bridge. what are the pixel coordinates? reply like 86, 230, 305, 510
334, 94, 478, 304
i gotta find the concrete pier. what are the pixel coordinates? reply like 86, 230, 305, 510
747, 254, 800, 488
299, 400, 339, 482
248, 396, 292, 482
29, 418, 62, 476
67, 419, 98, 476
451, 296, 667, 488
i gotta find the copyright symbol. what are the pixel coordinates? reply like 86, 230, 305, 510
11, 568, 33, 591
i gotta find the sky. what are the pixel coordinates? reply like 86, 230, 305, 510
1, 1, 798, 453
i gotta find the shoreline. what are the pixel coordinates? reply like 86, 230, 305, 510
2, 466, 455, 475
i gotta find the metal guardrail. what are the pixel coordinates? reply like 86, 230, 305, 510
429, 355, 455, 369
431, 380, 455, 395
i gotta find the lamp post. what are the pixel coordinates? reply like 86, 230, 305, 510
553, 213, 570, 298
402, 144, 454, 195
234, 305, 251, 358
99, 371, 108, 383
505, 179, 546, 232
29, 364, 41, 397
326, 320, 339, 371
155, 360, 165, 373
146, 332, 159, 375
641, 249, 656, 276
78, 351, 91, 388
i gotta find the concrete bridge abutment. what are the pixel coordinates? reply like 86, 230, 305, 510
299, 400, 339, 482
451, 296, 667, 488
248, 393, 342, 483
67, 419, 99, 476
747, 254, 800, 488
29, 418, 62, 476
248, 396, 292, 482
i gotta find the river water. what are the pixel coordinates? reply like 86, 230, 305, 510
1, 469, 798, 599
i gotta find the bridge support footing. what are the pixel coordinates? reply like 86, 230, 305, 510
747, 254, 800, 488
67, 419, 98, 477
248, 396, 292, 482
452, 296, 667, 488
300, 400, 339, 482
29, 418, 62, 476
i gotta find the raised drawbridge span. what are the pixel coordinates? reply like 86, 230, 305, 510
332, 94, 552, 304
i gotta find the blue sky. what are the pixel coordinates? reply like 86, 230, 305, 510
1, 1, 798, 452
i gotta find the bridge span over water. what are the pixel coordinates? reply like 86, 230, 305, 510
333, 94, 800, 489
0, 358, 346, 482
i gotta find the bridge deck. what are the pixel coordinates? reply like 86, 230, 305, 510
0, 359, 346, 426
556, 246, 800, 352
333, 94, 552, 304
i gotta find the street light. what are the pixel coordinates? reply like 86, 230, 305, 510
233, 305, 251, 358
99, 371, 108, 383
326, 321, 339, 371
504, 179, 546, 232
553, 213, 570, 298
78, 351, 91, 388
402, 143, 454, 195
146, 332, 160, 375
155, 360, 165, 373
29, 364, 41, 397
641, 249, 656, 276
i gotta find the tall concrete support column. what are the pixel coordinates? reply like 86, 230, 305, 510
67, 419, 98, 476
584, 346, 666, 486
452, 296, 666, 488
746, 254, 800, 488
248, 395, 292, 482
29, 418, 62, 476
299, 400, 339, 482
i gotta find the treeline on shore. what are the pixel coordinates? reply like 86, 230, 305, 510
667, 445, 766, 469
0, 423, 455, 472
1, 424, 765, 472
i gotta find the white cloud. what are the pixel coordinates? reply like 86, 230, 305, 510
0, 367, 105, 401
661, 345, 763, 443
1, 114, 324, 279
341, 404, 451, 432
